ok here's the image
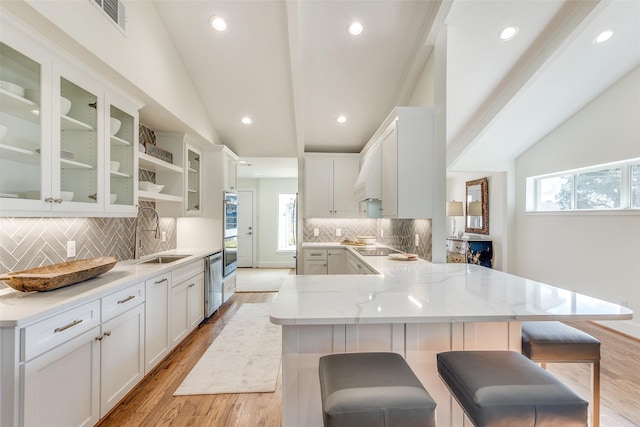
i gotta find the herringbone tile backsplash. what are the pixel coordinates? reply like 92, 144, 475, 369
0, 207, 177, 275
303, 217, 432, 261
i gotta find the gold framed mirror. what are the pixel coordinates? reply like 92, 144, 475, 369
465, 177, 489, 235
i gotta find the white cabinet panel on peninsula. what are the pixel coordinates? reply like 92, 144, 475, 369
0, 21, 142, 217
304, 154, 360, 218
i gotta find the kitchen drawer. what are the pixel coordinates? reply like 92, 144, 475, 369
22, 300, 101, 361
172, 259, 204, 284
304, 249, 327, 261
101, 282, 145, 322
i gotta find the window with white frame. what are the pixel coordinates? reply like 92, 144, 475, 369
277, 193, 297, 251
526, 159, 640, 212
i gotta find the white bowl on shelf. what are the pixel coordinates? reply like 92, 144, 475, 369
356, 236, 377, 245
60, 96, 71, 116
110, 161, 120, 172
0, 80, 25, 97
0, 125, 7, 141
60, 191, 74, 201
139, 181, 164, 193
110, 193, 117, 204
110, 118, 121, 136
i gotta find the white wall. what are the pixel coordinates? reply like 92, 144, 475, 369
238, 178, 298, 268
447, 171, 508, 271
515, 66, 640, 338
2, 0, 216, 143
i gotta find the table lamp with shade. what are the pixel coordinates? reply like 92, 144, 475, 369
446, 201, 463, 237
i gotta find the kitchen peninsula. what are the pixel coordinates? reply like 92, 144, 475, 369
270, 249, 633, 427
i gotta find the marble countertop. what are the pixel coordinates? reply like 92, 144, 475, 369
272, 243, 633, 325
0, 247, 221, 327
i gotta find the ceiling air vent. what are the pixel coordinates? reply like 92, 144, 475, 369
92, 0, 126, 32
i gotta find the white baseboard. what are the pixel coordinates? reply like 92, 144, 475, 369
257, 261, 295, 269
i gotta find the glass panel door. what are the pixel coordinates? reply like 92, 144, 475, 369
108, 105, 134, 207
0, 42, 43, 204
59, 77, 98, 206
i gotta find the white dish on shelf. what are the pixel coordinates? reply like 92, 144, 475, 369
139, 181, 164, 193
60, 96, 71, 115
60, 191, 74, 201
110, 118, 121, 136
0, 80, 25, 97
110, 161, 120, 172
0, 192, 19, 198
110, 193, 117, 203
0, 125, 7, 141
356, 236, 376, 245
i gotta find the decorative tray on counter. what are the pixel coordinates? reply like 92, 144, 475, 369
0, 257, 117, 292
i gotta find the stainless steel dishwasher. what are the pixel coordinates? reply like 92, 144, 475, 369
204, 251, 223, 318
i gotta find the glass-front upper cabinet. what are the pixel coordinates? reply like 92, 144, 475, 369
106, 96, 138, 214
55, 72, 102, 213
0, 38, 49, 212
186, 145, 201, 215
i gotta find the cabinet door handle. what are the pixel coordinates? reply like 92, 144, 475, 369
45, 197, 54, 203
117, 295, 135, 304
54, 319, 83, 333
188, 283, 195, 288
55, 198, 63, 203
155, 278, 168, 284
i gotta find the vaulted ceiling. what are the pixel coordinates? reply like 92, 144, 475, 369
150, 0, 640, 174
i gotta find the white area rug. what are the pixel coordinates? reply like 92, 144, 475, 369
174, 303, 281, 395
235, 268, 293, 292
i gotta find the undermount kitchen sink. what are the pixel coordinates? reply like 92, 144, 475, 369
138, 255, 191, 264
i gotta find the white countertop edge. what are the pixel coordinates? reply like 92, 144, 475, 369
0, 247, 221, 327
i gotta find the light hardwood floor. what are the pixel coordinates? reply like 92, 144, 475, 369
98, 293, 640, 427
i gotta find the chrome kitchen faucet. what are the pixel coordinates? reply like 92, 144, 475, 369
133, 206, 160, 260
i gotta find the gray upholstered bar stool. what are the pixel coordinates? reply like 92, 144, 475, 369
437, 350, 588, 427
522, 321, 601, 427
318, 352, 437, 427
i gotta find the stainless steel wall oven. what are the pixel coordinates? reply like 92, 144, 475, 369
223, 191, 238, 276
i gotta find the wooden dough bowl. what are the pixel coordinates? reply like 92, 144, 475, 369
0, 257, 117, 292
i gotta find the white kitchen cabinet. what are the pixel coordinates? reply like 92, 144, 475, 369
21, 300, 102, 427
105, 95, 139, 215
225, 150, 238, 191
23, 326, 101, 427
303, 248, 327, 275
304, 154, 360, 218
169, 273, 204, 347
222, 272, 236, 303
374, 107, 436, 219
185, 144, 201, 215
0, 23, 142, 217
170, 259, 204, 348
327, 249, 348, 274
99, 282, 145, 417
346, 251, 376, 275
144, 272, 170, 373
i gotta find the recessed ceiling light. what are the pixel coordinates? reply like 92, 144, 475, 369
499, 25, 519, 41
348, 21, 363, 36
336, 115, 347, 124
241, 117, 252, 125
594, 29, 614, 44
210, 16, 227, 32
238, 160, 250, 166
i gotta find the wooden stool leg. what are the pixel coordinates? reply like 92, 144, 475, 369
592, 360, 600, 427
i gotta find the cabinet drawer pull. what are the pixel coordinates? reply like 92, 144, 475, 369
54, 319, 83, 333
117, 295, 136, 304
155, 278, 168, 284
188, 283, 195, 288
310, 253, 322, 257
